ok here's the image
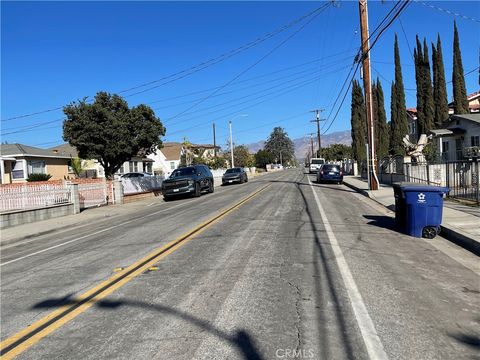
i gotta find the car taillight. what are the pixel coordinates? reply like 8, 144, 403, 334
320, 171, 324, 175
340, 171, 343, 176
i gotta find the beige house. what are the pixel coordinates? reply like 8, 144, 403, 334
0, 144, 70, 183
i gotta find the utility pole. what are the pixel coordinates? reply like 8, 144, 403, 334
358, 0, 379, 190
213, 122, 217, 158
229, 121, 234, 168
309, 133, 315, 158
310, 109, 325, 157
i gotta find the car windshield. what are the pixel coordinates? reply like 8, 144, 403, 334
225, 168, 241, 174
170, 168, 195, 177
312, 159, 325, 164
323, 165, 339, 171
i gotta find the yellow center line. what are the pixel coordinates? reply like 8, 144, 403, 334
0, 184, 270, 359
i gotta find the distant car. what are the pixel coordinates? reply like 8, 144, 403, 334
121, 172, 153, 178
309, 158, 325, 173
316, 164, 343, 184
162, 165, 214, 200
222, 167, 248, 185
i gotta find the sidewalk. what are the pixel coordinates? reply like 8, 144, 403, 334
343, 176, 480, 255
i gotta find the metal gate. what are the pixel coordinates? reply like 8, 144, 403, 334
446, 160, 480, 204
77, 181, 108, 209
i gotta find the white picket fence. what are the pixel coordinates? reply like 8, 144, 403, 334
121, 176, 164, 195
0, 183, 71, 212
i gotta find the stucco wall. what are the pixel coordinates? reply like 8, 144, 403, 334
45, 158, 70, 180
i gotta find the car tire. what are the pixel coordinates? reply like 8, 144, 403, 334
163, 196, 170, 202
208, 180, 214, 193
240, 177, 244, 184
194, 182, 201, 197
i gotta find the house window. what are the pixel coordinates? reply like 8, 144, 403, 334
442, 141, 449, 153
472, 136, 480, 147
129, 161, 138, 172
143, 162, 152, 173
408, 122, 416, 135
12, 161, 25, 179
118, 164, 125, 174
170, 162, 176, 170
27, 160, 46, 175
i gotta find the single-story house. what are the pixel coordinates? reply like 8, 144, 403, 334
0, 143, 71, 184
147, 142, 184, 177
429, 113, 480, 161
48, 143, 154, 178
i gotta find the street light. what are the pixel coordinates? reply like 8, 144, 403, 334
229, 114, 248, 168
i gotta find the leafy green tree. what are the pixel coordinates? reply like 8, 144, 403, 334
63, 92, 165, 179
320, 144, 352, 161
372, 78, 389, 160
232, 145, 253, 167
452, 21, 469, 114
264, 127, 295, 163
254, 149, 275, 169
432, 34, 449, 127
350, 80, 366, 161
390, 35, 408, 155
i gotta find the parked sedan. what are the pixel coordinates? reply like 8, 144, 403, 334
121, 172, 153, 178
316, 164, 343, 184
222, 167, 248, 185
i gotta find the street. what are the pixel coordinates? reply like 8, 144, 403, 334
1, 169, 478, 360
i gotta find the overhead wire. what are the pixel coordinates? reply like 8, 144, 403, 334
1, 3, 333, 122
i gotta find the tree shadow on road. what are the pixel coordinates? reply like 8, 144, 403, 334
31, 296, 263, 360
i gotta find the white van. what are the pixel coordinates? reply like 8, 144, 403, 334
309, 158, 325, 173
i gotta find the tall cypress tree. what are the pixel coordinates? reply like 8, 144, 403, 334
350, 80, 367, 161
414, 36, 425, 137
452, 20, 469, 114
391, 35, 408, 155
375, 78, 389, 159
423, 38, 435, 133
390, 81, 397, 154
433, 34, 449, 127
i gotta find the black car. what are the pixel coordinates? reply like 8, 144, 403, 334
316, 164, 343, 184
222, 167, 248, 185
162, 165, 214, 200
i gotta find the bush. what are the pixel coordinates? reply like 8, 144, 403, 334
27, 173, 52, 182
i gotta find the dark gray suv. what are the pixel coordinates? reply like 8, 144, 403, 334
162, 165, 214, 201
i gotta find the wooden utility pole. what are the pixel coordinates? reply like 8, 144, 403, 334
310, 109, 325, 157
309, 133, 315, 158
213, 122, 217, 158
358, 0, 379, 190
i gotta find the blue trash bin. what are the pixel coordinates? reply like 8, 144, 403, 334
397, 184, 449, 238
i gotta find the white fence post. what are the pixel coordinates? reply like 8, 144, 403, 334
69, 183, 80, 214
113, 180, 124, 204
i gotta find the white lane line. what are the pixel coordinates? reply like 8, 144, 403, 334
0, 200, 192, 267
308, 176, 388, 360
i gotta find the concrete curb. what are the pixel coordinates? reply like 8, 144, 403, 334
343, 179, 480, 256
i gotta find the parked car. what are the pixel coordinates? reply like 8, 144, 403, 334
222, 167, 248, 185
121, 172, 153, 178
309, 158, 325, 173
162, 165, 214, 200
316, 164, 343, 184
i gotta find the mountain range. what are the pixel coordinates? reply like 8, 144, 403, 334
245, 130, 352, 159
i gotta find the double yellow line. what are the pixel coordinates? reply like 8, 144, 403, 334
0, 184, 269, 359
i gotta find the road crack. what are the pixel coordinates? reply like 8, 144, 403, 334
288, 281, 302, 351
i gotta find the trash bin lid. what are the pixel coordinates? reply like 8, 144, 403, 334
394, 182, 449, 194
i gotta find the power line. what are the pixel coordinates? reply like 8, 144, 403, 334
167, 2, 333, 121
1, 3, 331, 123
413, 0, 480, 23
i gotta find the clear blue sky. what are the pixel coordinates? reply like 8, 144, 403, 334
1, 1, 479, 149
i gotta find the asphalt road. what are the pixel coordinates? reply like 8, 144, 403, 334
1, 169, 478, 360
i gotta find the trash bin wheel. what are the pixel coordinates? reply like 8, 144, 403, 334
422, 226, 437, 239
